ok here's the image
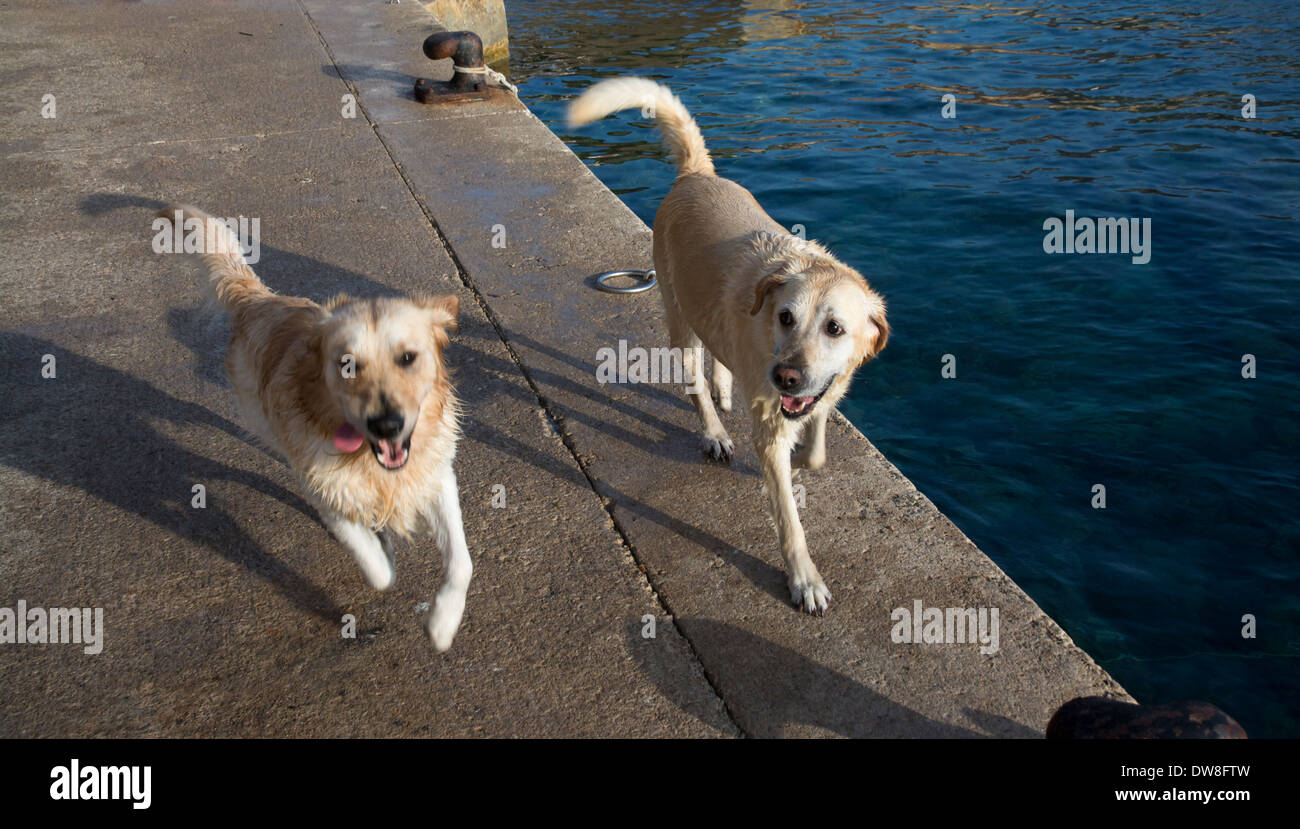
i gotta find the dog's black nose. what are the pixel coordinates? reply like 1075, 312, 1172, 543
772, 365, 803, 391
367, 412, 405, 440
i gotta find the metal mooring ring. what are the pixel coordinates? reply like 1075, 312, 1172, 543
594, 269, 657, 294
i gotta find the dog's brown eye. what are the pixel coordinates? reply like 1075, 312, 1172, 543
826, 320, 843, 337
778, 310, 793, 327
399, 351, 417, 367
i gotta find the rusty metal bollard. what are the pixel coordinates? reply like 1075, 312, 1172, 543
414, 31, 504, 104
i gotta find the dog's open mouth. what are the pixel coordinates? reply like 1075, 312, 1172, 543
370, 437, 411, 470
779, 379, 833, 419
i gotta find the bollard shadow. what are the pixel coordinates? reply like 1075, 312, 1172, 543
323, 64, 422, 102
626, 616, 987, 738
0, 332, 341, 623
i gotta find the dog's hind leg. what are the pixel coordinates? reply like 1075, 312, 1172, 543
323, 511, 395, 591
664, 308, 734, 461
792, 408, 827, 471
423, 467, 473, 652
711, 358, 733, 413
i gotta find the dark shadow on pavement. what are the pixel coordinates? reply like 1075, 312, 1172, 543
961, 706, 1043, 738
0, 331, 341, 623
627, 616, 986, 738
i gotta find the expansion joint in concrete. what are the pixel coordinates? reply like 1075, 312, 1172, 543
296, 0, 747, 737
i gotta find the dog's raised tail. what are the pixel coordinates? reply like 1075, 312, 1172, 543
568, 77, 714, 177
159, 204, 271, 311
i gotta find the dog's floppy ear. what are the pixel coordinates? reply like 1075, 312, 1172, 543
420, 294, 460, 334
298, 323, 328, 386
860, 306, 890, 365
750, 268, 790, 316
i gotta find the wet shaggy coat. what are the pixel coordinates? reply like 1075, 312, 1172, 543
166, 204, 471, 650
570, 78, 889, 614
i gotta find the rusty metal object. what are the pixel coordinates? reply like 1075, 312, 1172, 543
1046, 696, 1248, 739
414, 30, 507, 105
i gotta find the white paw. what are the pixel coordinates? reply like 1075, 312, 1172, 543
331, 521, 396, 591
789, 574, 831, 615
366, 564, 395, 592
700, 432, 734, 462
424, 590, 466, 652
357, 554, 395, 591
714, 390, 732, 412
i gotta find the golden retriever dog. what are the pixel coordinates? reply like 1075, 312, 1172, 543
570, 79, 889, 614
164, 205, 471, 650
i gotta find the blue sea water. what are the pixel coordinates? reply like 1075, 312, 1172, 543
505, 0, 1300, 736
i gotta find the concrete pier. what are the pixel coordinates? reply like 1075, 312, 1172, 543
0, 0, 1127, 737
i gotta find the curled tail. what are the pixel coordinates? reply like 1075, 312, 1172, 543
568, 77, 714, 178
159, 204, 271, 311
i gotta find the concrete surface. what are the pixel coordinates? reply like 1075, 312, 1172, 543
0, 0, 1127, 738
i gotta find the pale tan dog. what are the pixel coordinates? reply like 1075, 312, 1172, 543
570, 79, 889, 613
164, 205, 471, 650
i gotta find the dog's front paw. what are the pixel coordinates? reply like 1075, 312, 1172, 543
424, 589, 466, 652
789, 574, 832, 615
700, 432, 735, 462
365, 565, 395, 592
358, 553, 395, 591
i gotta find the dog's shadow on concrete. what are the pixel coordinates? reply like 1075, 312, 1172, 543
625, 616, 994, 737
0, 330, 342, 623
455, 326, 758, 472
455, 409, 791, 606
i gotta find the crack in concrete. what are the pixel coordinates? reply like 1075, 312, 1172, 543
296, 0, 746, 737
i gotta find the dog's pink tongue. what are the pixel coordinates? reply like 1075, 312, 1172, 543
782, 394, 813, 411
378, 439, 405, 468
333, 422, 365, 453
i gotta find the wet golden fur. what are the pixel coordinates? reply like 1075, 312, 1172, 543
570, 79, 889, 614
165, 204, 471, 650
